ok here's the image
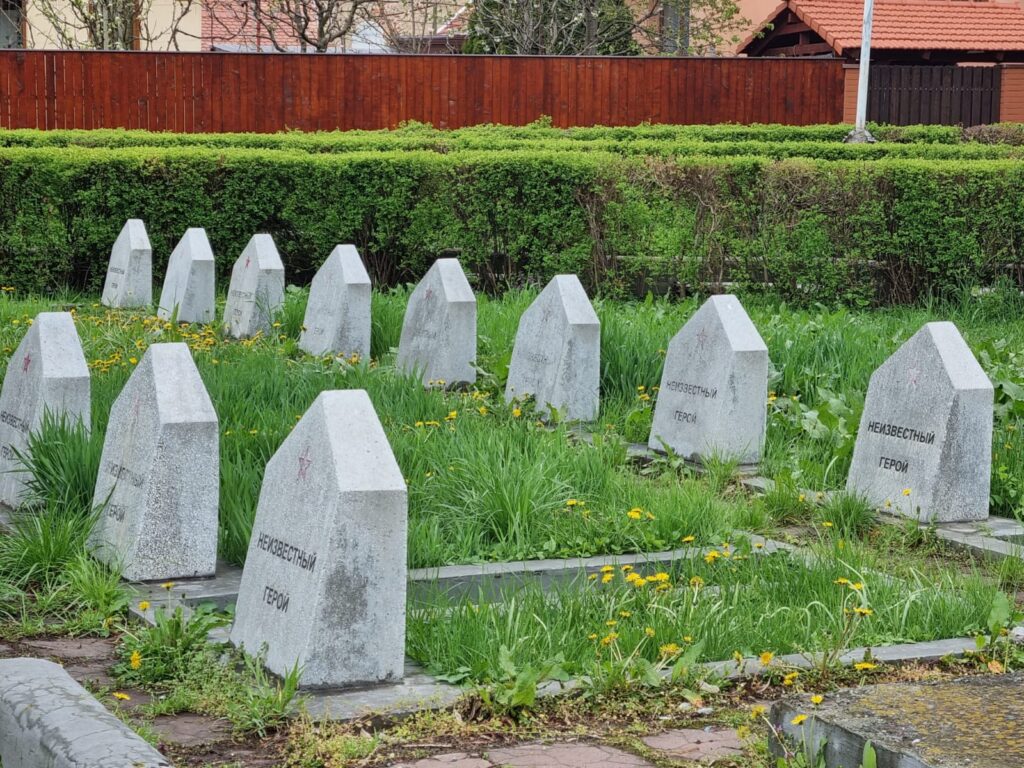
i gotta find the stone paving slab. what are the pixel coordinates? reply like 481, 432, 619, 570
391, 743, 653, 768
641, 728, 743, 762
772, 672, 1024, 768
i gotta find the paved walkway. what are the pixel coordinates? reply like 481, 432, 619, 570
388, 729, 744, 767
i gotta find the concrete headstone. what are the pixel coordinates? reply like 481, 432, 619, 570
504, 275, 600, 421
649, 295, 769, 466
0, 313, 90, 508
396, 258, 476, 386
87, 343, 219, 581
299, 245, 372, 359
157, 228, 216, 324
230, 390, 407, 688
223, 234, 285, 339
846, 322, 993, 522
101, 219, 152, 308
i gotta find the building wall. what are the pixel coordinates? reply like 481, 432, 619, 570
1001, 64, 1024, 122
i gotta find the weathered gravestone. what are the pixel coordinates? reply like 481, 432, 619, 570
222, 234, 285, 339
505, 275, 600, 421
101, 219, 152, 309
649, 295, 769, 466
299, 245, 372, 359
846, 322, 993, 522
88, 343, 219, 581
397, 258, 476, 386
157, 228, 216, 324
0, 313, 90, 508
230, 389, 407, 688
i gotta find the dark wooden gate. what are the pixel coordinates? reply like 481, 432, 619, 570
869, 65, 1002, 126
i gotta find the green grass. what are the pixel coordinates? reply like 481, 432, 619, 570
407, 538, 1000, 683
1, 288, 1022, 572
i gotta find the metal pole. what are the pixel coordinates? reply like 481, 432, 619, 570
845, 0, 876, 142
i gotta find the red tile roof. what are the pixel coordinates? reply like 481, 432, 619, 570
748, 0, 1024, 55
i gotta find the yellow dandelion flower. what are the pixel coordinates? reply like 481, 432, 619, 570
601, 573, 614, 584
477, 406, 487, 416
854, 607, 873, 616
626, 507, 643, 520
854, 662, 877, 671
659, 643, 681, 657
113, 691, 131, 701
791, 714, 808, 726
129, 650, 142, 670
446, 410, 458, 421
600, 565, 614, 573
600, 633, 619, 646
834, 577, 850, 585
619, 611, 632, 618
822, 521, 834, 528
689, 575, 705, 589
606, 620, 618, 627
160, 581, 175, 591
849, 582, 864, 592
588, 633, 599, 641
750, 704, 766, 719
137, 601, 150, 612
811, 694, 824, 705
512, 408, 522, 418
759, 651, 774, 666
566, 499, 581, 507
902, 488, 911, 496
644, 627, 656, 638
681, 535, 696, 544
783, 671, 799, 686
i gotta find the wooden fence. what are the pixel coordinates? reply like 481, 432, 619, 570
868, 65, 1002, 126
0, 51, 845, 132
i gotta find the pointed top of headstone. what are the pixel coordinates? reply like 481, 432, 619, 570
548, 274, 600, 327
847, 321, 994, 522
101, 219, 152, 308
0, 312, 91, 507
920, 322, 992, 391
243, 234, 284, 272
230, 389, 408, 688
330, 245, 372, 285
88, 342, 219, 580
701, 295, 768, 353
428, 258, 475, 305
157, 228, 216, 324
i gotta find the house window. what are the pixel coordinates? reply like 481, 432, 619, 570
0, 0, 22, 48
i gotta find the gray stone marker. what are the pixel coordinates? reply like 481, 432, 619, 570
157, 228, 216, 324
846, 322, 992, 522
299, 245, 372, 359
396, 258, 476, 386
88, 343, 219, 581
222, 234, 285, 339
505, 274, 600, 421
230, 389, 407, 688
101, 219, 152, 308
0, 658, 170, 768
649, 295, 768, 466
0, 313, 90, 509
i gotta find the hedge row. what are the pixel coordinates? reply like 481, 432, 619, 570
0, 120, 997, 151
2, 128, 1021, 161
1, 146, 1022, 306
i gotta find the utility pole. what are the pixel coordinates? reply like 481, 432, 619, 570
845, 0, 876, 142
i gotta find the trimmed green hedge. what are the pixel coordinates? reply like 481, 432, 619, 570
1, 146, 1022, 306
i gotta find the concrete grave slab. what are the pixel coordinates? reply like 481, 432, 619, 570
847, 322, 993, 522
505, 275, 600, 422
299, 245, 372, 359
88, 343, 219, 581
223, 234, 285, 339
649, 295, 768, 466
397, 259, 476, 387
101, 219, 152, 309
158, 228, 216, 324
772, 672, 1024, 768
0, 657, 169, 767
0, 312, 90, 508
230, 390, 408, 688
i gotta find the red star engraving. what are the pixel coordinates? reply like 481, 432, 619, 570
425, 288, 434, 300
297, 447, 312, 481
21, 353, 31, 372
244, 256, 251, 269
695, 327, 709, 352
907, 368, 920, 389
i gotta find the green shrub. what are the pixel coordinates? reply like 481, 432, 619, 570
0, 145, 1022, 306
